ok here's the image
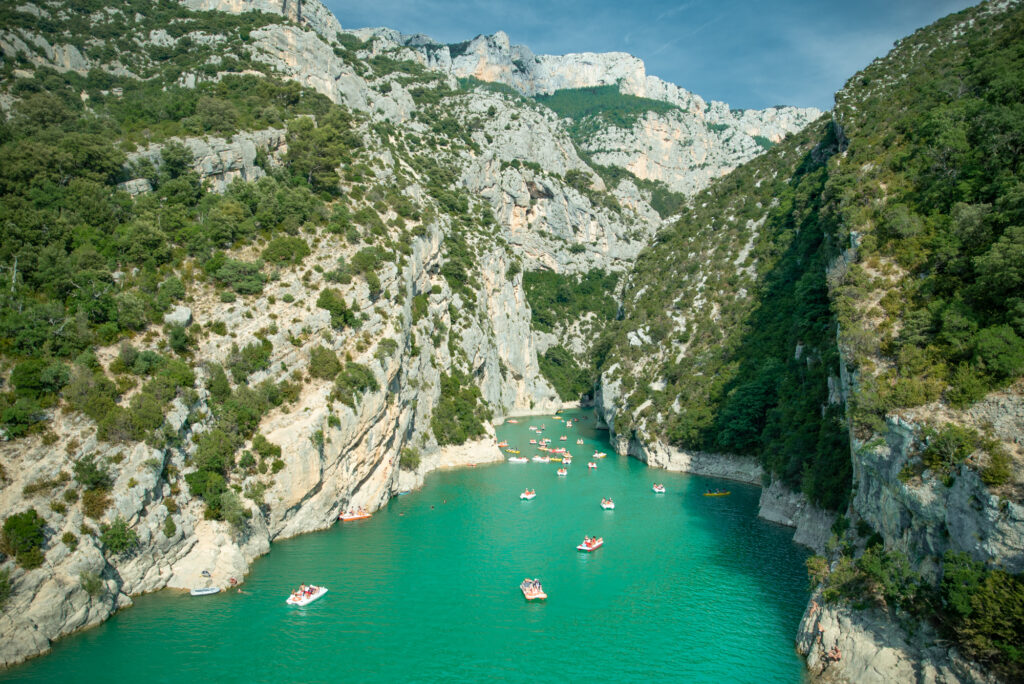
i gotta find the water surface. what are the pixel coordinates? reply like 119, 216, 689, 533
2, 409, 809, 682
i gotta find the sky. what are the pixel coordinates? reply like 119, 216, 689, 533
323, 0, 978, 110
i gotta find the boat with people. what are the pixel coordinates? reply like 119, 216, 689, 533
508, 419, 519, 424
505, 449, 520, 454
588, 462, 597, 469
339, 509, 371, 521
532, 455, 550, 463
593, 451, 607, 458
577, 536, 604, 552
190, 587, 220, 596
600, 498, 615, 510
566, 420, 572, 428
557, 468, 567, 476
520, 578, 547, 600
576, 438, 584, 445
497, 441, 508, 447
287, 584, 328, 606
562, 456, 572, 464
520, 489, 536, 500
529, 439, 537, 444
703, 489, 731, 497
508, 456, 528, 463
652, 484, 666, 494
559, 435, 568, 441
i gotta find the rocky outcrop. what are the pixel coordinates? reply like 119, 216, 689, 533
795, 595, 996, 683
853, 415, 1024, 575
124, 127, 289, 194
758, 480, 834, 554
181, 0, 344, 44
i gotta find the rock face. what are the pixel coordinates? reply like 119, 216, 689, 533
853, 416, 1024, 574
125, 128, 289, 194
391, 30, 820, 196
758, 480, 834, 554
795, 595, 997, 684
181, 0, 344, 43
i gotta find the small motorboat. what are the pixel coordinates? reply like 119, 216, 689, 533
576, 438, 584, 445
508, 456, 528, 463
652, 484, 666, 494
588, 462, 597, 469
287, 585, 328, 606
562, 456, 572, 464
593, 451, 607, 458
532, 455, 550, 463
520, 578, 547, 601
529, 439, 537, 444
521, 489, 536, 500
559, 436, 568, 441
508, 419, 519, 424
703, 490, 731, 497
557, 468, 567, 477
552, 448, 566, 454
577, 537, 604, 552
497, 441, 509, 447
339, 510, 372, 521
600, 498, 615, 510
190, 587, 220, 596
566, 421, 572, 428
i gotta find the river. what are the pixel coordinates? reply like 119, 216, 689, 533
1, 409, 809, 682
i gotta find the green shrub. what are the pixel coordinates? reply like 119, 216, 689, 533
333, 362, 379, 407
82, 489, 111, 519
62, 531, 78, 551
261, 236, 310, 264
399, 447, 420, 471
309, 345, 341, 379
227, 339, 273, 382
2, 509, 46, 568
99, 517, 138, 556
921, 424, 980, 472
430, 371, 490, 446
0, 567, 10, 610
73, 455, 113, 491
317, 288, 355, 329
80, 571, 103, 597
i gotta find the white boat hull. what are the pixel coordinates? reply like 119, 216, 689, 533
287, 586, 328, 606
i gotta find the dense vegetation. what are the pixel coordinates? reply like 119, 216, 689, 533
822, 3, 1024, 430
534, 85, 679, 139
596, 117, 852, 509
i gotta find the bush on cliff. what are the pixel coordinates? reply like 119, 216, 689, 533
1, 509, 46, 569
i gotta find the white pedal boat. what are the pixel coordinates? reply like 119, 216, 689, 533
287, 585, 327, 606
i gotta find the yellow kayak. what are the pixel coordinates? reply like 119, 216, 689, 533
703, 491, 731, 497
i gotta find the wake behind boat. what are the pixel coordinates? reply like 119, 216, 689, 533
287, 585, 327, 606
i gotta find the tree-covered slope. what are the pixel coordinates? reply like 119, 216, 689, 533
599, 1, 1024, 677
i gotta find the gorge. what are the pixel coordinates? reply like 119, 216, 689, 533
0, 0, 1022, 681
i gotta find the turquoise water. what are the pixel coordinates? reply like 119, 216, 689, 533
2, 410, 809, 682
